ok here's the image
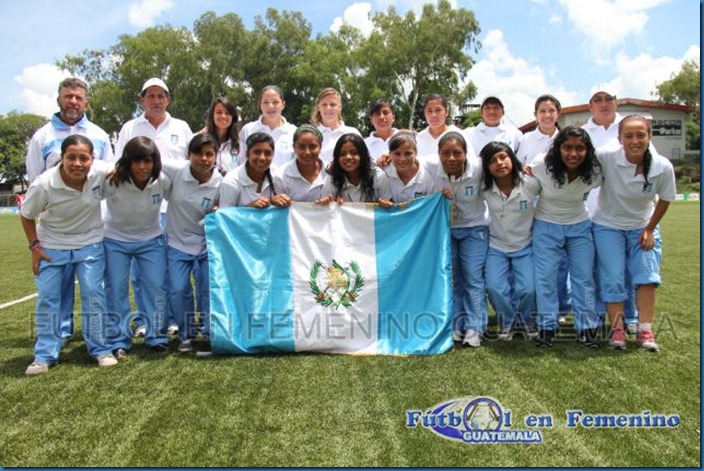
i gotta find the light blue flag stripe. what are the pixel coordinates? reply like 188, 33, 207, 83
374, 194, 454, 354
206, 206, 296, 354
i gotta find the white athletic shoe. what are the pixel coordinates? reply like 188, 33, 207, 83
25, 362, 49, 376
97, 354, 118, 368
462, 330, 482, 348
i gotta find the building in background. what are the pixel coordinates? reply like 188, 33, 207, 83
519, 98, 692, 159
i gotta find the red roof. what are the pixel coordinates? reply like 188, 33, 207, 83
519, 98, 693, 132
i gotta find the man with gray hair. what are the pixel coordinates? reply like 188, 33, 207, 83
25, 77, 114, 182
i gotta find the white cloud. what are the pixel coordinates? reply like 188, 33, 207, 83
13, 64, 71, 118
465, 29, 580, 126
557, 0, 671, 62
683, 44, 700, 62
334, 0, 459, 34
607, 45, 700, 101
128, 0, 174, 29
330, 2, 374, 35
376, 0, 458, 14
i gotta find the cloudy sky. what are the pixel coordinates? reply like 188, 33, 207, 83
0, 0, 699, 126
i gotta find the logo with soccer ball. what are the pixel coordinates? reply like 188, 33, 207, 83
406, 396, 543, 444
464, 397, 503, 431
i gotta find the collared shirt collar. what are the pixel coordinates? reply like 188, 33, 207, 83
51, 112, 89, 130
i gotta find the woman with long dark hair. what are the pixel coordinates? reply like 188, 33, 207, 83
531, 125, 602, 347
321, 133, 391, 206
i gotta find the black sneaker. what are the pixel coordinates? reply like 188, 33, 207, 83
150, 344, 170, 354
577, 329, 601, 348
535, 329, 555, 347
113, 348, 129, 361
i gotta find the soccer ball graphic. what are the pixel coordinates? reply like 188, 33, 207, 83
464, 398, 502, 431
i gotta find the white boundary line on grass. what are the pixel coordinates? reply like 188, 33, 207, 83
0, 292, 38, 310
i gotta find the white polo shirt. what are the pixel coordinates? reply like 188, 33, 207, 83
426, 156, 488, 229
321, 166, 392, 203
481, 176, 540, 252
115, 112, 193, 161
219, 163, 282, 207
276, 159, 326, 202
317, 123, 362, 164
516, 128, 558, 166
415, 125, 463, 161
531, 157, 602, 225
21, 161, 111, 250
215, 140, 239, 173
464, 121, 522, 158
593, 147, 676, 231
364, 129, 399, 160
239, 116, 297, 168
582, 113, 623, 150
103, 173, 172, 242
161, 160, 221, 256
384, 161, 436, 203
25, 113, 114, 183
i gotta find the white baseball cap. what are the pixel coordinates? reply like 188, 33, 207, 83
141, 77, 169, 95
589, 83, 616, 100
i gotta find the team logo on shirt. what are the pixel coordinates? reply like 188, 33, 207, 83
200, 197, 213, 209
152, 194, 163, 205
465, 186, 474, 197
643, 183, 654, 193
170, 134, 179, 145
518, 200, 528, 211
91, 185, 102, 200
309, 259, 364, 310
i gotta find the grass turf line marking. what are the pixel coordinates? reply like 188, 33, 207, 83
0, 292, 38, 310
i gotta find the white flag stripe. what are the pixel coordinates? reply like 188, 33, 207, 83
291, 203, 379, 353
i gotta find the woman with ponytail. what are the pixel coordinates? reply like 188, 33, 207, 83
592, 115, 676, 352
219, 132, 290, 208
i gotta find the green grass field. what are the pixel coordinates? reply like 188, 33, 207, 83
0, 203, 700, 467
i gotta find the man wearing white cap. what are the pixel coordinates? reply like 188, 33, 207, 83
582, 85, 623, 150
114, 78, 193, 337
115, 78, 193, 160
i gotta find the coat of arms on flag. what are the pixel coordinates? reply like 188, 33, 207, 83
310, 260, 364, 309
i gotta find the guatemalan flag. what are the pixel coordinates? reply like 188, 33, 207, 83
205, 193, 453, 355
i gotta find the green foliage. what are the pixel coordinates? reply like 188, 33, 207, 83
458, 108, 483, 128
363, 0, 481, 129
0, 113, 47, 189
58, 3, 481, 134
0, 203, 700, 466
656, 59, 700, 150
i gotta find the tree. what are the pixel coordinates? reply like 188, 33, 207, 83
361, 0, 481, 129
0, 113, 47, 190
244, 9, 313, 124
56, 5, 482, 134
656, 59, 700, 150
61, 26, 203, 134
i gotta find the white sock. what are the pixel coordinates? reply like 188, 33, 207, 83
640, 322, 652, 332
